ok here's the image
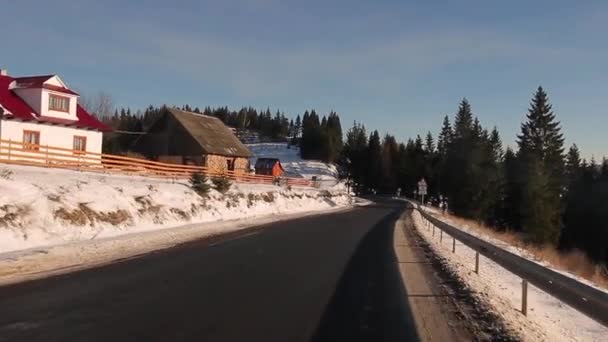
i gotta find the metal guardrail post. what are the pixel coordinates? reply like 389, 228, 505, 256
522, 279, 528, 316
475, 252, 480, 274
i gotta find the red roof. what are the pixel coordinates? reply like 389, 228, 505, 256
12, 75, 80, 96
0, 75, 110, 132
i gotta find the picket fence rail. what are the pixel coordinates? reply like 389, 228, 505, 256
0, 139, 313, 187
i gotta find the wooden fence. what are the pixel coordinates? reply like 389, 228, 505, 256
0, 139, 313, 187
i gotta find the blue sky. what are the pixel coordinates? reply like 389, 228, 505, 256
1, 0, 607, 158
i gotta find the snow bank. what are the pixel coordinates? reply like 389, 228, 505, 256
421, 208, 608, 295
0, 164, 351, 254
412, 211, 608, 342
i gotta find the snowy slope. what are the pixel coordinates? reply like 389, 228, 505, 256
0, 164, 351, 254
412, 211, 608, 341
246, 143, 339, 181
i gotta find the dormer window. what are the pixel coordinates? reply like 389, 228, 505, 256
49, 94, 70, 112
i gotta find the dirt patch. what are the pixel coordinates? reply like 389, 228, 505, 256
54, 204, 131, 226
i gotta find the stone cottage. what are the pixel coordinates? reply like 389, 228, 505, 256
132, 108, 252, 172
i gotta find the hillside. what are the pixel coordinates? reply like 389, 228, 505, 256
247, 143, 340, 185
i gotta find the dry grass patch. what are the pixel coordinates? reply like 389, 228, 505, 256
0, 204, 31, 227
435, 212, 608, 289
54, 204, 131, 226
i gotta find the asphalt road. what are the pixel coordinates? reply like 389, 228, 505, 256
0, 199, 419, 342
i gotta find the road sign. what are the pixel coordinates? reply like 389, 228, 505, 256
417, 178, 428, 205
417, 179, 427, 195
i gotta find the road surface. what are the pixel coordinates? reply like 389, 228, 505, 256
0, 199, 466, 341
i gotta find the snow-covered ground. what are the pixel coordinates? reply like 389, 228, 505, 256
246, 143, 340, 182
412, 210, 608, 342
0, 164, 351, 254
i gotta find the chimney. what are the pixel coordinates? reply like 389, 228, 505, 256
0, 69, 7, 76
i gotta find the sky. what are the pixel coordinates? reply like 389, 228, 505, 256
1, 0, 607, 158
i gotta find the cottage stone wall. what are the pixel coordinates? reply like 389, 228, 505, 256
234, 158, 250, 172
205, 154, 249, 173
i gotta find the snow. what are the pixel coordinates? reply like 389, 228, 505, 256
412, 210, 608, 342
246, 143, 340, 183
0, 164, 352, 255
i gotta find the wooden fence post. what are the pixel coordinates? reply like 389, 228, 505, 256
475, 252, 480, 274
432, 224, 435, 236
522, 279, 528, 316
452, 237, 456, 253
7, 139, 11, 161
440, 230, 443, 242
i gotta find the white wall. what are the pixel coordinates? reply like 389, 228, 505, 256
0, 120, 102, 154
40, 90, 78, 120
12, 88, 78, 120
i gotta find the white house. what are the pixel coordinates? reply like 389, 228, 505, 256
0, 69, 109, 158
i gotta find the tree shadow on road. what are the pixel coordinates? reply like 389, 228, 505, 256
311, 208, 420, 342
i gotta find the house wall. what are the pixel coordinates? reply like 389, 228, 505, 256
272, 163, 284, 177
235, 157, 249, 172
41, 90, 78, 120
205, 154, 249, 173
0, 119, 103, 162
12, 88, 78, 120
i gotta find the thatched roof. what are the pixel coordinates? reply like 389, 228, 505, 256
168, 108, 252, 158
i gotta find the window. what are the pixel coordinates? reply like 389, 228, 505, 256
73, 136, 87, 154
23, 130, 40, 150
49, 94, 70, 112
226, 159, 235, 171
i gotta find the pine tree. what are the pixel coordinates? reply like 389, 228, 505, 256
566, 144, 582, 184
380, 134, 399, 192
342, 122, 368, 192
502, 147, 522, 229
437, 115, 452, 158
444, 98, 477, 217
436, 115, 453, 196
424, 132, 435, 153
189, 172, 210, 197
489, 127, 503, 162
517, 86, 565, 245
367, 131, 382, 192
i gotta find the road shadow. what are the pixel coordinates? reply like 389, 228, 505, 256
311, 206, 420, 342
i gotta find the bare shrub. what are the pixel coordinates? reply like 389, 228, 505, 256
262, 192, 275, 203
0, 169, 13, 180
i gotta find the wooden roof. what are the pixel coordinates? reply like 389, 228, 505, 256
168, 108, 252, 158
